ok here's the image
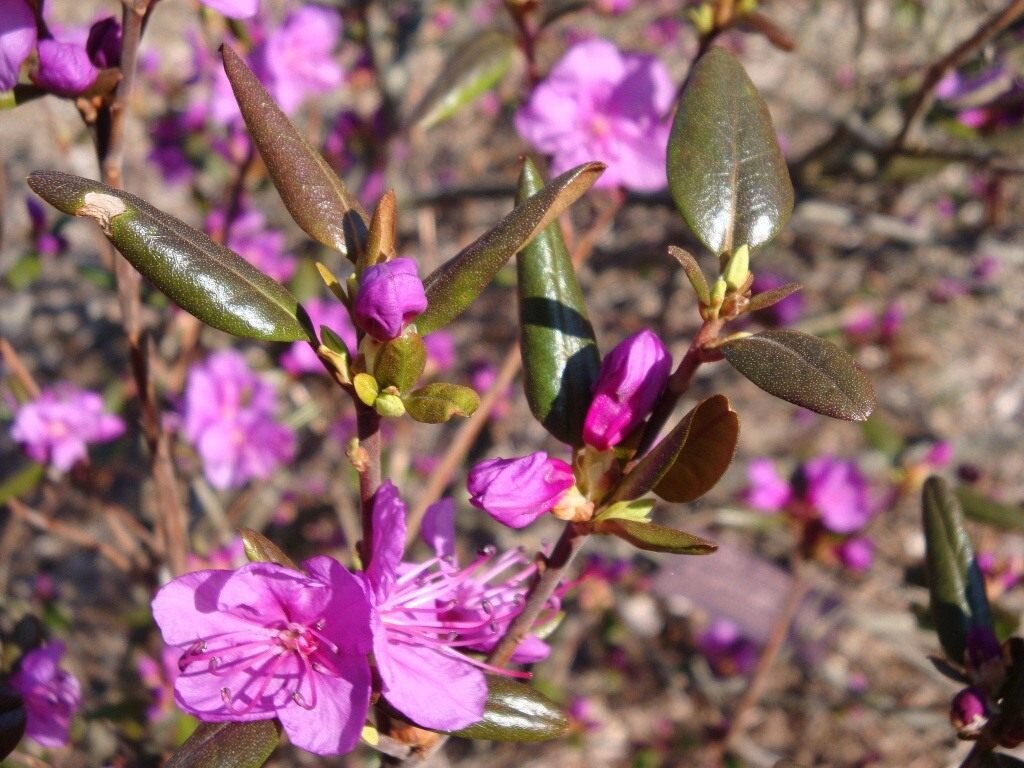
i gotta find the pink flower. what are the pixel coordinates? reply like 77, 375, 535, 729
357, 483, 547, 730
742, 459, 792, 512
256, 6, 343, 114
181, 350, 296, 490
750, 272, 804, 326
950, 687, 988, 735
515, 38, 673, 191
34, 39, 98, 96
10, 643, 81, 748
0, 0, 36, 91
423, 331, 456, 373
10, 384, 124, 472
206, 207, 296, 283
152, 558, 372, 755
835, 536, 873, 572
280, 298, 357, 376
698, 619, 757, 678
467, 452, 575, 528
201, 0, 259, 19
802, 457, 871, 534
583, 329, 671, 451
352, 258, 428, 341
136, 646, 182, 723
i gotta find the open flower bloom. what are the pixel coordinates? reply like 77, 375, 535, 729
357, 483, 550, 731
467, 452, 575, 528
802, 457, 871, 534
583, 329, 671, 451
34, 39, 98, 96
353, 258, 428, 341
10, 643, 81, 748
10, 384, 125, 472
0, 0, 36, 91
152, 558, 372, 756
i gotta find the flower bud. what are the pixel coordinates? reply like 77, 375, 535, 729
353, 258, 428, 341
467, 451, 575, 528
583, 330, 671, 451
34, 40, 98, 96
86, 17, 121, 69
723, 244, 750, 291
950, 687, 988, 737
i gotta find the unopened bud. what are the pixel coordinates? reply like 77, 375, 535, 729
467, 452, 575, 528
551, 485, 595, 522
950, 687, 988, 737
723, 245, 750, 291
374, 392, 406, 418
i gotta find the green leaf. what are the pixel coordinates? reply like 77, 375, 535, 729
26, 171, 306, 341
922, 477, 993, 663
719, 330, 875, 421
667, 47, 794, 255
417, 160, 605, 334
516, 158, 600, 447
668, 246, 710, 306
165, 720, 281, 768
403, 383, 480, 423
594, 498, 655, 523
745, 281, 802, 315
240, 528, 299, 570
978, 754, 1024, 768
0, 684, 26, 762
956, 486, 1024, 534
408, 30, 514, 130
221, 44, 368, 260
593, 518, 718, 555
608, 395, 738, 504
372, 329, 427, 393
450, 677, 569, 742
0, 462, 43, 506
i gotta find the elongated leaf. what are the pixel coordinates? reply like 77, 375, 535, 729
922, 477, 993, 663
516, 158, 600, 446
166, 720, 281, 768
409, 30, 514, 130
403, 382, 480, 423
0, 462, 43, 506
593, 518, 718, 555
222, 45, 368, 260
27, 171, 306, 341
746, 282, 802, 314
418, 161, 605, 334
0, 685, 26, 762
667, 47, 793, 255
240, 528, 299, 570
956, 486, 1024, 533
451, 677, 569, 742
719, 330, 875, 421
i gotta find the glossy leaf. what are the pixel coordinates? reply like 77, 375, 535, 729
667, 47, 793, 255
719, 330, 875, 421
373, 329, 427, 393
0, 685, 26, 762
165, 720, 282, 768
408, 30, 514, 131
403, 382, 480, 423
222, 45, 368, 260
593, 518, 718, 555
956, 486, 1024, 534
922, 477, 993, 663
516, 158, 600, 446
418, 161, 605, 334
451, 677, 569, 742
240, 528, 299, 570
27, 171, 307, 341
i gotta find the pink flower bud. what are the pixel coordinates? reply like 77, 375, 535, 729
34, 40, 98, 96
950, 687, 988, 735
353, 258, 428, 341
467, 452, 575, 528
583, 329, 671, 450
86, 17, 121, 69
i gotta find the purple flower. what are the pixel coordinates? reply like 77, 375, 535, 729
256, 6, 343, 114
201, 0, 259, 19
750, 272, 804, 326
950, 687, 988, 735
136, 646, 182, 723
698, 619, 757, 678
423, 331, 456, 373
467, 452, 575, 528
802, 457, 871, 534
742, 459, 793, 512
583, 329, 671, 451
835, 536, 873, 572
280, 298, 357, 376
181, 350, 296, 490
34, 39, 98, 96
26, 197, 67, 256
0, 0, 36, 91
10, 643, 81, 748
152, 558, 372, 755
352, 258, 428, 341
357, 483, 547, 730
10, 384, 125, 472
85, 17, 121, 69
515, 38, 673, 191
206, 207, 296, 283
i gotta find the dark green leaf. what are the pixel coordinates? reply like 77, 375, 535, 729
667, 47, 794, 255
403, 383, 480, 423
451, 677, 569, 742
608, 395, 738, 504
593, 518, 718, 555
516, 158, 600, 446
922, 477, 993, 663
408, 30, 514, 130
222, 45, 368, 260
956, 486, 1024, 534
0, 685, 26, 762
372, 329, 427, 393
978, 754, 1024, 768
719, 330, 875, 421
26, 171, 306, 341
165, 720, 281, 768
240, 528, 299, 570
418, 160, 605, 334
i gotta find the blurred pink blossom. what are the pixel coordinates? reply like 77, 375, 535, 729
206, 206, 296, 283
280, 298, 357, 376
0, 0, 36, 90
257, 6, 343, 114
10, 643, 81, 748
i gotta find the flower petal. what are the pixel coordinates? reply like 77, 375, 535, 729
277, 655, 370, 756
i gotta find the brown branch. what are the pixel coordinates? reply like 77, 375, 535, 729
0, 337, 42, 400
7, 498, 133, 572
891, 0, 1024, 151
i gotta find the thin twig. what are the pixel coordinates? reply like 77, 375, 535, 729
891, 0, 1024, 152
7, 498, 133, 572
0, 337, 42, 399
